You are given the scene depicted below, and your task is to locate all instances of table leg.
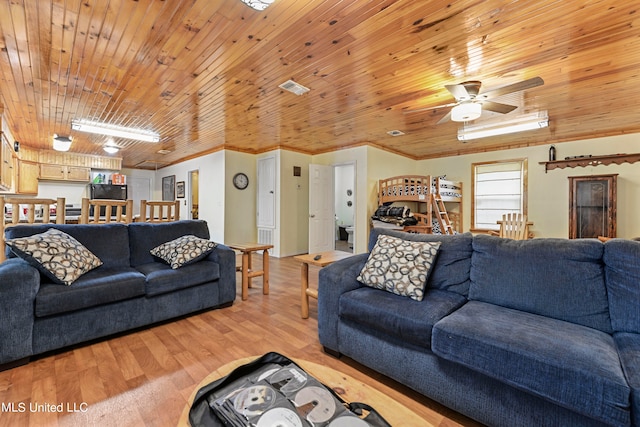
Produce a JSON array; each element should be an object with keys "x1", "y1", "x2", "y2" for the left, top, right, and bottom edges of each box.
[
  {"x1": 247, "y1": 251, "x2": 253, "y2": 288},
  {"x1": 301, "y1": 262, "x2": 310, "y2": 319},
  {"x1": 241, "y1": 251, "x2": 249, "y2": 300},
  {"x1": 262, "y1": 249, "x2": 270, "y2": 295}
]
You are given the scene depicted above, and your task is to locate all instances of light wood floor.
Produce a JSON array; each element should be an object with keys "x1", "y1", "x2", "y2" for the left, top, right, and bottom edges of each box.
[{"x1": 0, "y1": 254, "x2": 482, "y2": 427}]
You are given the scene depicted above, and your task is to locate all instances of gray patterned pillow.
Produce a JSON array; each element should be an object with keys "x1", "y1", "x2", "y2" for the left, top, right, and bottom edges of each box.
[
  {"x1": 357, "y1": 234, "x2": 440, "y2": 301},
  {"x1": 150, "y1": 235, "x2": 217, "y2": 269},
  {"x1": 6, "y1": 228, "x2": 103, "y2": 286}
]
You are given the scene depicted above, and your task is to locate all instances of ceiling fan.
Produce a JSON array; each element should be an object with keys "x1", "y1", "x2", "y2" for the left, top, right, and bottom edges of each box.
[{"x1": 406, "y1": 76, "x2": 544, "y2": 124}]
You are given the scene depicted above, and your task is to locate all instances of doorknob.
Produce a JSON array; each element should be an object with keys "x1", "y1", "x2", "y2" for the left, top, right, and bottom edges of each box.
[{"x1": 310, "y1": 214, "x2": 315, "y2": 218}]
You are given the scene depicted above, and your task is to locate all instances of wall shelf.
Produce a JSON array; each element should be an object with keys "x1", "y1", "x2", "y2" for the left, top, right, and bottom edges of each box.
[{"x1": 539, "y1": 153, "x2": 640, "y2": 173}]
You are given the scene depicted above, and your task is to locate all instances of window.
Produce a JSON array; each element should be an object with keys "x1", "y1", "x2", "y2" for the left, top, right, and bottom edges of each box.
[{"x1": 472, "y1": 159, "x2": 528, "y2": 231}]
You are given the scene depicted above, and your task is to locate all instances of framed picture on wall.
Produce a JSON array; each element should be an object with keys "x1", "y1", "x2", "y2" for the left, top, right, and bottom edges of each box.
[
  {"x1": 162, "y1": 175, "x2": 175, "y2": 201},
  {"x1": 176, "y1": 181, "x2": 185, "y2": 198}
]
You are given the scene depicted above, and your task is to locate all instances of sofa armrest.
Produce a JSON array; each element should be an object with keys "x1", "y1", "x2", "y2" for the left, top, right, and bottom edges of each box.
[
  {"x1": 0, "y1": 258, "x2": 40, "y2": 365},
  {"x1": 317, "y1": 253, "x2": 369, "y2": 352},
  {"x1": 615, "y1": 332, "x2": 640, "y2": 426},
  {"x1": 205, "y1": 244, "x2": 237, "y2": 304}
]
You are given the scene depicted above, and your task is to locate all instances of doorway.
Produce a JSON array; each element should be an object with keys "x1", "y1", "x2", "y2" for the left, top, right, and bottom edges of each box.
[
  {"x1": 334, "y1": 163, "x2": 355, "y2": 253},
  {"x1": 189, "y1": 170, "x2": 199, "y2": 219}
]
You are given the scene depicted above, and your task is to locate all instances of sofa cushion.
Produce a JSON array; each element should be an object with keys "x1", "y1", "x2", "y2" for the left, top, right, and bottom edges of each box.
[
  {"x1": 35, "y1": 267, "x2": 146, "y2": 317},
  {"x1": 136, "y1": 260, "x2": 220, "y2": 296},
  {"x1": 469, "y1": 235, "x2": 612, "y2": 333},
  {"x1": 5, "y1": 223, "x2": 131, "y2": 269},
  {"x1": 150, "y1": 234, "x2": 217, "y2": 269},
  {"x1": 357, "y1": 234, "x2": 440, "y2": 301},
  {"x1": 128, "y1": 220, "x2": 211, "y2": 267},
  {"x1": 432, "y1": 301, "x2": 630, "y2": 426},
  {"x1": 339, "y1": 287, "x2": 466, "y2": 350},
  {"x1": 6, "y1": 228, "x2": 103, "y2": 285},
  {"x1": 604, "y1": 239, "x2": 640, "y2": 333},
  {"x1": 369, "y1": 229, "x2": 473, "y2": 296}
]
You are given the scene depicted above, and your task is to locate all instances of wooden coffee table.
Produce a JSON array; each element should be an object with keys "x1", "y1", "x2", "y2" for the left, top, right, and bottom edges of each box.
[
  {"x1": 294, "y1": 250, "x2": 353, "y2": 318},
  {"x1": 178, "y1": 356, "x2": 427, "y2": 426}
]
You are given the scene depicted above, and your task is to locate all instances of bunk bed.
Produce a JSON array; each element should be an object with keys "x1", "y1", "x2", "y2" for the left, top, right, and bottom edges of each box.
[{"x1": 373, "y1": 175, "x2": 462, "y2": 234}]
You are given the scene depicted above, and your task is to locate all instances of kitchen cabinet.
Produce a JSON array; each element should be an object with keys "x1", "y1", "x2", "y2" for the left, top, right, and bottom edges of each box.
[
  {"x1": 39, "y1": 164, "x2": 90, "y2": 182},
  {"x1": 0, "y1": 133, "x2": 15, "y2": 191},
  {"x1": 568, "y1": 174, "x2": 617, "y2": 239},
  {"x1": 17, "y1": 160, "x2": 39, "y2": 194}
]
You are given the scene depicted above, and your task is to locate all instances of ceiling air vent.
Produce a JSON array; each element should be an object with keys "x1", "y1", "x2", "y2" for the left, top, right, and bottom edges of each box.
[
  {"x1": 135, "y1": 160, "x2": 168, "y2": 169},
  {"x1": 279, "y1": 80, "x2": 310, "y2": 95}
]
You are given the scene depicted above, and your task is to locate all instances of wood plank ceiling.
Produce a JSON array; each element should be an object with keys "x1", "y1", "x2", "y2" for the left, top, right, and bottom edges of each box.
[{"x1": 0, "y1": 0, "x2": 639, "y2": 169}]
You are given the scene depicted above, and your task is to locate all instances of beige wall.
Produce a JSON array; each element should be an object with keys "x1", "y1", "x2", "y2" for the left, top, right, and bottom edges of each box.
[
  {"x1": 34, "y1": 132, "x2": 640, "y2": 251},
  {"x1": 279, "y1": 150, "x2": 312, "y2": 257},
  {"x1": 417, "y1": 133, "x2": 640, "y2": 238},
  {"x1": 224, "y1": 150, "x2": 257, "y2": 244}
]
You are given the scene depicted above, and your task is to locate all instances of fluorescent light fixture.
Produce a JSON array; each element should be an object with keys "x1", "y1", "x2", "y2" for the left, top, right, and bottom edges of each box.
[
  {"x1": 451, "y1": 103, "x2": 482, "y2": 122},
  {"x1": 53, "y1": 134, "x2": 72, "y2": 152},
  {"x1": 72, "y1": 119, "x2": 160, "y2": 142},
  {"x1": 241, "y1": 0, "x2": 275, "y2": 11},
  {"x1": 457, "y1": 111, "x2": 549, "y2": 141}
]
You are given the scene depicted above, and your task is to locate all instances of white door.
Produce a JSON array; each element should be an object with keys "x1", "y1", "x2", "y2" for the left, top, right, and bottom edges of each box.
[
  {"x1": 257, "y1": 156, "x2": 276, "y2": 228},
  {"x1": 309, "y1": 164, "x2": 334, "y2": 253}
]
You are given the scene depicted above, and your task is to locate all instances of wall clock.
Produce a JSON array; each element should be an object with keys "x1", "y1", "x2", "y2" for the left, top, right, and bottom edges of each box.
[{"x1": 233, "y1": 172, "x2": 249, "y2": 190}]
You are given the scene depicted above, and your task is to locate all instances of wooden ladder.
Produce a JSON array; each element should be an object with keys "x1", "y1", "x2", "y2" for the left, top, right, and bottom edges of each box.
[{"x1": 430, "y1": 193, "x2": 454, "y2": 235}]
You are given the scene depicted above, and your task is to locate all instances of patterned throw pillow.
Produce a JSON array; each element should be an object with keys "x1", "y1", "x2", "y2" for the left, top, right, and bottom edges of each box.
[
  {"x1": 357, "y1": 234, "x2": 441, "y2": 301},
  {"x1": 6, "y1": 228, "x2": 103, "y2": 286},
  {"x1": 150, "y1": 235, "x2": 217, "y2": 269}
]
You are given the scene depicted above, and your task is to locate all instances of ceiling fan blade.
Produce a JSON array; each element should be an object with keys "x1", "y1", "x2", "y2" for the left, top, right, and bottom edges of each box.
[
  {"x1": 436, "y1": 111, "x2": 452, "y2": 124},
  {"x1": 404, "y1": 102, "x2": 457, "y2": 113},
  {"x1": 445, "y1": 84, "x2": 471, "y2": 101},
  {"x1": 482, "y1": 101, "x2": 518, "y2": 114},
  {"x1": 479, "y1": 76, "x2": 544, "y2": 100}
]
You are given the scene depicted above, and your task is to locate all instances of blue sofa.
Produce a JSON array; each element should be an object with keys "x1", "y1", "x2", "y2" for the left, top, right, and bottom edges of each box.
[
  {"x1": 318, "y1": 228, "x2": 640, "y2": 427},
  {"x1": 0, "y1": 220, "x2": 236, "y2": 370}
]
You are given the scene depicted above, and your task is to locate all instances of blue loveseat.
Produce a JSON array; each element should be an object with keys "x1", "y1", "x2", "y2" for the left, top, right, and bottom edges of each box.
[
  {"x1": 318, "y1": 228, "x2": 640, "y2": 427},
  {"x1": 0, "y1": 220, "x2": 236, "y2": 370}
]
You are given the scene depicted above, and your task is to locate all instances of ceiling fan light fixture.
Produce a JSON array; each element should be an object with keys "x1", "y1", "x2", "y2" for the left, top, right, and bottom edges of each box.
[
  {"x1": 451, "y1": 103, "x2": 482, "y2": 122},
  {"x1": 458, "y1": 111, "x2": 549, "y2": 141},
  {"x1": 240, "y1": 0, "x2": 275, "y2": 11},
  {"x1": 72, "y1": 119, "x2": 160, "y2": 142},
  {"x1": 103, "y1": 145, "x2": 120, "y2": 154},
  {"x1": 52, "y1": 134, "x2": 73, "y2": 152}
]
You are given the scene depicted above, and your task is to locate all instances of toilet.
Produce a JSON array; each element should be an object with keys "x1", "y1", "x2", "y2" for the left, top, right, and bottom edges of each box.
[{"x1": 345, "y1": 226, "x2": 354, "y2": 248}]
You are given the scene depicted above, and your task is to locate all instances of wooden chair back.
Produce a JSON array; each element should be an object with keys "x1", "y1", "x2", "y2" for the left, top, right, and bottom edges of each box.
[
  {"x1": 497, "y1": 213, "x2": 530, "y2": 240},
  {"x1": 1, "y1": 196, "x2": 66, "y2": 262},
  {"x1": 139, "y1": 200, "x2": 180, "y2": 222},
  {"x1": 80, "y1": 198, "x2": 133, "y2": 224}
]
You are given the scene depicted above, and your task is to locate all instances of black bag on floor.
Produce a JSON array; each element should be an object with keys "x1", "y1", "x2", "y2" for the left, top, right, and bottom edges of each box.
[{"x1": 188, "y1": 352, "x2": 392, "y2": 427}]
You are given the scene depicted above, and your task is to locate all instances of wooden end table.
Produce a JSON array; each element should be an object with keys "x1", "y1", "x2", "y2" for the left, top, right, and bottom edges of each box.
[
  {"x1": 293, "y1": 250, "x2": 353, "y2": 318},
  {"x1": 228, "y1": 243, "x2": 274, "y2": 301}
]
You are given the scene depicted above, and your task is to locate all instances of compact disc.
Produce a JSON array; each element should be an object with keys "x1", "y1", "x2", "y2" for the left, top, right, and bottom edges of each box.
[
  {"x1": 294, "y1": 386, "x2": 336, "y2": 423},
  {"x1": 256, "y1": 407, "x2": 303, "y2": 427},
  {"x1": 328, "y1": 415, "x2": 370, "y2": 427},
  {"x1": 269, "y1": 366, "x2": 307, "y2": 393},
  {"x1": 233, "y1": 385, "x2": 277, "y2": 417},
  {"x1": 258, "y1": 368, "x2": 281, "y2": 382}
]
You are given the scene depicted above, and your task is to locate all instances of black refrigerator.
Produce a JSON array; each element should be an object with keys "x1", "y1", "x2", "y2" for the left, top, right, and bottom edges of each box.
[{"x1": 89, "y1": 184, "x2": 128, "y2": 215}]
